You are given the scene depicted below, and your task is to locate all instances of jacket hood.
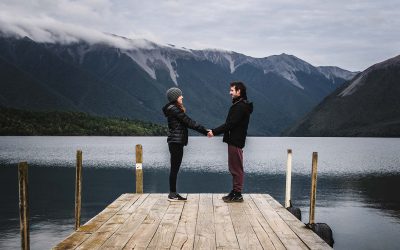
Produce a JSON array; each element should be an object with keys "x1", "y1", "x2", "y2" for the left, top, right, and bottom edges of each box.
[
  {"x1": 162, "y1": 103, "x2": 174, "y2": 117},
  {"x1": 244, "y1": 100, "x2": 254, "y2": 114},
  {"x1": 235, "y1": 99, "x2": 253, "y2": 114}
]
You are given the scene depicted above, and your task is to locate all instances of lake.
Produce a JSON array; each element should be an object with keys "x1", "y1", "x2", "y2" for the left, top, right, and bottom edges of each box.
[{"x1": 1, "y1": 136, "x2": 400, "y2": 249}]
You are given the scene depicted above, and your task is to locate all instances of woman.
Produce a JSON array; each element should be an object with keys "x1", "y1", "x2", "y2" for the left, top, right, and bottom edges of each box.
[{"x1": 162, "y1": 87, "x2": 209, "y2": 201}]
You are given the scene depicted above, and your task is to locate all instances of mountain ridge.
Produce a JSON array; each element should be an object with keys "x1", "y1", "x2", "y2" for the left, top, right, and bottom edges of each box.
[
  {"x1": 283, "y1": 55, "x2": 400, "y2": 137},
  {"x1": 0, "y1": 33, "x2": 357, "y2": 135}
]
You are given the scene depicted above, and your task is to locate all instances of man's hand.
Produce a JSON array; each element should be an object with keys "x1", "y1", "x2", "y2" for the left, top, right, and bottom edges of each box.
[{"x1": 207, "y1": 130, "x2": 214, "y2": 138}]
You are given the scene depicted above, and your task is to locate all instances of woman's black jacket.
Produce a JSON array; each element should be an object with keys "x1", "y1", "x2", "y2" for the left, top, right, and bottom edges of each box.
[{"x1": 162, "y1": 103, "x2": 208, "y2": 145}]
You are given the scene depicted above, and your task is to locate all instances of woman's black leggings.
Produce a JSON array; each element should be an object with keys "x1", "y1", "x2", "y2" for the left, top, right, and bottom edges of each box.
[{"x1": 168, "y1": 143, "x2": 184, "y2": 193}]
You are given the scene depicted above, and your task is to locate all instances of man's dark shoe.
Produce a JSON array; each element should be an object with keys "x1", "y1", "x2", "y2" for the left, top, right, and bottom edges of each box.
[
  {"x1": 224, "y1": 192, "x2": 244, "y2": 203},
  {"x1": 222, "y1": 190, "x2": 235, "y2": 202},
  {"x1": 168, "y1": 192, "x2": 187, "y2": 202}
]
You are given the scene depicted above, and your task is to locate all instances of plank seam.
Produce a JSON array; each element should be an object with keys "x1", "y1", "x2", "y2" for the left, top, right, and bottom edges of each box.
[
  {"x1": 95, "y1": 193, "x2": 150, "y2": 249},
  {"x1": 245, "y1": 194, "x2": 279, "y2": 250},
  {"x1": 72, "y1": 193, "x2": 135, "y2": 249}
]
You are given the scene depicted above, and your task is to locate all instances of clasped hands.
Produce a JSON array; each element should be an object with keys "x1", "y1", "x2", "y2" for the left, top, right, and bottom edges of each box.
[{"x1": 207, "y1": 129, "x2": 214, "y2": 138}]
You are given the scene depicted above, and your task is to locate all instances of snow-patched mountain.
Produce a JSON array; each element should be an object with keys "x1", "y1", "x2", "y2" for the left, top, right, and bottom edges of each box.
[
  {"x1": 317, "y1": 66, "x2": 359, "y2": 84},
  {"x1": 190, "y1": 50, "x2": 348, "y2": 90},
  {"x1": 0, "y1": 34, "x2": 356, "y2": 135},
  {"x1": 51, "y1": 35, "x2": 356, "y2": 89},
  {"x1": 284, "y1": 55, "x2": 400, "y2": 136}
]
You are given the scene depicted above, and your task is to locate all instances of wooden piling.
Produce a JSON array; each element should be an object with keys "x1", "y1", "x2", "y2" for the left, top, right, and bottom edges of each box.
[
  {"x1": 75, "y1": 150, "x2": 83, "y2": 230},
  {"x1": 285, "y1": 149, "x2": 293, "y2": 208},
  {"x1": 18, "y1": 162, "x2": 30, "y2": 250},
  {"x1": 309, "y1": 152, "x2": 318, "y2": 225},
  {"x1": 135, "y1": 144, "x2": 143, "y2": 193}
]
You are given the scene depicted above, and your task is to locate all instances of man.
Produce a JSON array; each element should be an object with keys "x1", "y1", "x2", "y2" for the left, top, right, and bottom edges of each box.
[{"x1": 208, "y1": 81, "x2": 253, "y2": 202}]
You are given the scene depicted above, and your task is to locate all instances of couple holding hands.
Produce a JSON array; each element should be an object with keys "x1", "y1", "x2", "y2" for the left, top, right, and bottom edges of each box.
[{"x1": 162, "y1": 81, "x2": 253, "y2": 202}]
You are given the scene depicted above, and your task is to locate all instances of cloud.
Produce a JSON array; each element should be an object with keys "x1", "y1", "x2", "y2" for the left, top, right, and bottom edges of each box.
[
  {"x1": 0, "y1": 13, "x2": 156, "y2": 49},
  {"x1": 0, "y1": 0, "x2": 399, "y2": 71}
]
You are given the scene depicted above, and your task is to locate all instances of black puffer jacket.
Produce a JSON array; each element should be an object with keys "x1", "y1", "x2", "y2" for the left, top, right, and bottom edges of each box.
[
  {"x1": 212, "y1": 98, "x2": 253, "y2": 149},
  {"x1": 162, "y1": 103, "x2": 208, "y2": 145}
]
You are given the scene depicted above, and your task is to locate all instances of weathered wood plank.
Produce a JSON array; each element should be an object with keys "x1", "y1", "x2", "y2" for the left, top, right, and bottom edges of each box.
[
  {"x1": 53, "y1": 194, "x2": 133, "y2": 249},
  {"x1": 99, "y1": 193, "x2": 158, "y2": 249},
  {"x1": 117, "y1": 193, "x2": 142, "y2": 214},
  {"x1": 135, "y1": 144, "x2": 143, "y2": 194},
  {"x1": 76, "y1": 213, "x2": 131, "y2": 250},
  {"x1": 263, "y1": 194, "x2": 332, "y2": 249},
  {"x1": 147, "y1": 198, "x2": 185, "y2": 249},
  {"x1": 52, "y1": 232, "x2": 90, "y2": 250},
  {"x1": 194, "y1": 194, "x2": 216, "y2": 250},
  {"x1": 251, "y1": 194, "x2": 309, "y2": 250},
  {"x1": 75, "y1": 150, "x2": 83, "y2": 230},
  {"x1": 122, "y1": 195, "x2": 170, "y2": 249},
  {"x1": 213, "y1": 194, "x2": 240, "y2": 249},
  {"x1": 170, "y1": 194, "x2": 199, "y2": 250},
  {"x1": 242, "y1": 194, "x2": 285, "y2": 250},
  {"x1": 18, "y1": 162, "x2": 29, "y2": 250},
  {"x1": 55, "y1": 194, "x2": 334, "y2": 250},
  {"x1": 77, "y1": 194, "x2": 132, "y2": 233},
  {"x1": 228, "y1": 198, "x2": 263, "y2": 249}
]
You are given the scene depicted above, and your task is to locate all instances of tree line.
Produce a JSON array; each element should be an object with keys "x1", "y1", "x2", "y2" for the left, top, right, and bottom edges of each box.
[{"x1": 0, "y1": 107, "x2": 168, "y2": 136}]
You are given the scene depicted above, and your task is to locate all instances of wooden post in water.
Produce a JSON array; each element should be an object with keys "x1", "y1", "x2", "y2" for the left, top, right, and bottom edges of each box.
[
  {"x1": 75, "y1": 150, "x2": 83, "y2": 230},
  {"x1": 309, "y1": 152, "x2": 318, "y2": 224},
  {"x1": 285, "y1": 149, "x2": 293, "y2": 208},
  {"x1": 135, "y1": 144, "x2": 143, "y2": 193},
  {"x1": 18, "y1": 162, "x2": 30, "y2": 250}
]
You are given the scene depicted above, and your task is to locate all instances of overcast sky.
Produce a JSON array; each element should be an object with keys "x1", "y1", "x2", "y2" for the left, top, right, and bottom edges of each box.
[{"x1": 0, "y1": 0, "x2": 399, "y2": 71}]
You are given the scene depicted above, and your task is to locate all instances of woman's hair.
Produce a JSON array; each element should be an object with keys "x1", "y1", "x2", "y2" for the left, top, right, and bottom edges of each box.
[
  {"x1": 230, "y1": 81, "x2": 247, "y2": 100},
  {"x1": 175, "y1": 101, "x2": 186, "y2": 113}
]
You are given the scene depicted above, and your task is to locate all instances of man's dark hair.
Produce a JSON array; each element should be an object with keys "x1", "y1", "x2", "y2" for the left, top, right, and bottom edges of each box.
[{"x1": 230, "y1": 81, "x2": 247, "y2": 100}]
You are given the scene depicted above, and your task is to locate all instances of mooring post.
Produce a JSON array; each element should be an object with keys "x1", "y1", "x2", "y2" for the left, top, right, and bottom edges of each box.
[
  {"x1": 18, "y1": 162, "x2": 30, "y2": 250},
  {"x1": 309, "y1": 152, "x2": 318, "y2": 225},
  {"x1": 285, "y1": 149, "x2": 293, "y2": 208},
  {"x1": 136, "y1": 144, "x2": 143, "y2": 193},
  {"x1": 75, "y1": 150, "x2": 83, "y2": 230}
]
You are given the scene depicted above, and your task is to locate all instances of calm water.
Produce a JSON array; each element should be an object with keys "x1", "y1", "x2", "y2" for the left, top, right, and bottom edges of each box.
[{"x1": 1, "y1": 136, "x2": 400, "y2": 249}]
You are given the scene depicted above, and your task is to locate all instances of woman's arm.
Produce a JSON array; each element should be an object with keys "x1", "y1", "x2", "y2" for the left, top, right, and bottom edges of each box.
[{"x1": 170, "y1": 106, "x2": 208, "y2": 135}]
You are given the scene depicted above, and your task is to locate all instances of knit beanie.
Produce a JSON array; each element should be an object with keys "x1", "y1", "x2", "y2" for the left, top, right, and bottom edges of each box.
[{"x1": 166, "y1": 87, "x2": 182, "y2": 102}]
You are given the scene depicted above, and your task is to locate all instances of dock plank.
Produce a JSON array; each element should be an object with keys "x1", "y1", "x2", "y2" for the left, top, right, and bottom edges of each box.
[
  {"x1": 228, "y1": 197, "x2": 263, "y2": 249},
  {"x1": 99, "y1": 193, "x2": 158, "y2": 249},
  {"x1": 250, "y1": 194, "x2": 309, "y2": 249},
  {"x1": 54, "y1": 193, "x2": 333, "y2": 250},
  {"x1": 122, "y1": 195, "x2": 170, "y2": 249},
  {"x1": 242, "y1": 194, "x2": 285, "y2": 250},
  {"x1": 78, "y1": 194, "x2": 133, "y2": 233},
  {"x1": 53, "y1": 232, "x2": 90, "y2": 250},
  {"x1": 52, "y1": 194, "x2": 134, "y2": 249},
  {"x1": 213, "y1": 194, "x2": 240, "y2": 249},
  {"x1": 147, "y1": 198, "x2": 185, "y2": 249},
  {"x1": 76, "y1": 213, "x2": 131, "y2": 250},
  {"x1": 263, "y1": 194, "x2": 333, "y2": 249},
  {"x1": 170, "y1": 194, "x2": 199, "y2": 250},
  {"x1": 194, "y1": 194, "x2": 216, "y2": 250}
]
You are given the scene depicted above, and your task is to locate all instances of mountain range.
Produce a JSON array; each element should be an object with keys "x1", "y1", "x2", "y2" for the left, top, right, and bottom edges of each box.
[
  {"x1": 283, "y1": 55, "x2": 400, "y2": 137},
  {"x1": 0, "y1": 33, "x2": 357, "y2": 135}
]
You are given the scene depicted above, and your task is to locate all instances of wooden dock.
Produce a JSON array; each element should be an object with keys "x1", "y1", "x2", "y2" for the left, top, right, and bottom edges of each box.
[{"x1": 53, "y1": 193, "x2": 332, "y2": 249}]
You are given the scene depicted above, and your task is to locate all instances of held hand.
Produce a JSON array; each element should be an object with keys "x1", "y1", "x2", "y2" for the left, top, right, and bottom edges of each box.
[{"x1": 207, "y1": 130, "x2": 214, "y2": 138}]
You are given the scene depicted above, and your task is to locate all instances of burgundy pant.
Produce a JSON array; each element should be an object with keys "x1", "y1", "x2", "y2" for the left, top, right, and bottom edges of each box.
[{"x1": 228, "y1": 144, "x2": 244, "y2": 192}]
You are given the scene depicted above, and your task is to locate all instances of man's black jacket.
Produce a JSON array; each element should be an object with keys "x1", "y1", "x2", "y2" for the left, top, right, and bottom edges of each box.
[
  {"x1": 212, "y1": 98, "x2": 253, "y2": 148},
  {"x1": 162, "y1": 103, "x2": 208, "y2": 145}
]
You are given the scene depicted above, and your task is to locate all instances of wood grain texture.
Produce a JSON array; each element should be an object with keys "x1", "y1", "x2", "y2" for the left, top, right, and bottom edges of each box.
[
  {"x1": 54, "y1": 193, "x2": 332, "y2": 250},
  {"x1": 18, "y1": 162, "x2": 29, "y2": 250}
]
